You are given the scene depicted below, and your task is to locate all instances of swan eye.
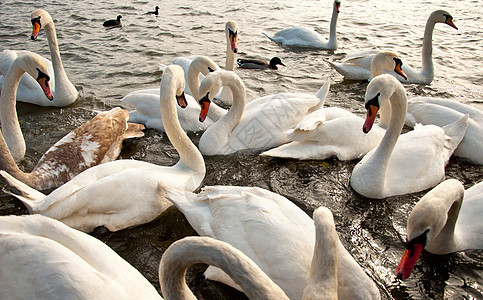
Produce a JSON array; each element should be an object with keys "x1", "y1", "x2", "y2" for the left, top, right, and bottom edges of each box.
[
  {"x1": 36, "y1": 67, "x2": 50, "y2": 83},
  {"x1": 208, "y1": 67, "x2": 215, "y2": 73},
  {"x1": 31, "y1": 16, "x2": 41, "y2": 27},
  {"x1": 406, "y1": 228, "x2": 429, "y2": 249},
  {"x1": 365, "y1": 93, "x2": 380, "y2": 110}
]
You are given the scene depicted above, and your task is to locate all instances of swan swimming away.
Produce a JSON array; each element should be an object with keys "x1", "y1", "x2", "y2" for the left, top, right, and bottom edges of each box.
[
  {"x1": 326, "y1": 10, "x2": 458, "y2": 83},
  {"x1": 197, "y1": 70, "x2": 327, "y2": 155},
  {"x1": 395, "y1": 179, "x2": 483, "y2": 280},
  {"x1": 165, "y1": 186, "x2": 381, "y2": 299},
  {"x1": 0, "y1": 53, "x2": 144, "y2": 191},
  {"x1": 262, "y1": 51, "x2": 407, "y2": 161},
  {"x1": 0, "y1": 9, "x2": 78, "y2": 106},
  {"x1": 122, "y1": 56, "x2": 227, "y2": 132},
  {"x1": 263, "y1": 0, "x2": 340, "y2": 49},
  {"x1": 405, "y1": 97, "x2": 483, "y2": 165},
  {"x1": 237, "y1": 56, "x2": 285, "y2": 70},
  {"x1": 350, "y1": 74, "x2": 468, "y2": 199},
  {"x1": 0, "y1": 65, "x2": 205, "y2": 233}
]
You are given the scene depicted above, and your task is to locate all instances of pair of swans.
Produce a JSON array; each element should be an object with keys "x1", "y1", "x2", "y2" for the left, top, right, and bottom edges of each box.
[
  {"x1": 164, "y1": 186, "x2": 381, "y2": 299},
  {"x1": 263, "y1": 0, "x2": 340, "y2": 50},
  {"x1": 0, "y1": 53, "x2": 144, "y2": 190},
  {"x1": 350, "y1": 74, "x2": 468, "y2": 199},
  {"x1": 0, "y1": 9, "x2": 78, "y2": 106},
  {"x1": 197, "y1": 70, "x2": 327, "y2": 155},
  {"x1": 395, "y1": 179, "x2": 483, "y2": 280},
  {"x1": 1, "y1": 65, "x2": 205, "y2": 232},
  {"x1": 327, "y1": 10, "x2": 458, "y2": 83},
  {"x1": 262, "y1": 51, "x2": 407, "y2": 161},
  {"x1": 123, "y1": 56, "x2": 227, "y2": 132},
  {"x1": 405, "y1": 98, "x2": 483, "y2": 165}
]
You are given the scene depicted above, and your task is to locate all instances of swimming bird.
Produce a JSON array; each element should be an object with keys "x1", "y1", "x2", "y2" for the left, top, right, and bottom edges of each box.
[
  {"x1": 103, "y1": 15, "x2": 122, "y2": 27},
  {"x1": 164, "y1": 186, "x2": 381, "y2": 299},
  {"x1": 350, "y1": 74, "x2": 468, "y2": 199},
  {"x1": 237, "y1": 57, "x2": 286, "y2": 70},
  {"x1": 0, "y1": 53, "x2": 144, "y2": 191},
  {"x1": 326, "y1": 10, "x2": 458, "y2": 83},
  {"x1": 261, "y1": 51, "x2": 407, "y2": 161},
  {"x1": 0, "y1": 65, "x2": 205, "y2": 233},
  {"x1": 263, "y1": 0, "x2": 341, "y2": 49},
  {"x1": 0, "y1": 9, "x2": 78, "y2": 106},
  {"x1": 197, "y1": 70, "x2": 327, "y2": 155},
  {"x1": 122, "y1": 56, "x2": 227, "y2": 132},
  {"x1": 395, "y1": 179, "x2": 483, "y2": 280},
  {"x1": 147, "y1": 6, "x2": 159, "y2": 15}
]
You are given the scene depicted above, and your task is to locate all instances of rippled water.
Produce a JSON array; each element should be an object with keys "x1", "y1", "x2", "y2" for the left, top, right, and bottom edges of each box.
[{"x1": 1, "y1": 0, "x2": 482, "y2": 299}]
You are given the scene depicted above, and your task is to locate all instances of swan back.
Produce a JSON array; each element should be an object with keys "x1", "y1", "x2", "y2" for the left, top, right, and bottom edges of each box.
[{"x1": 159, "y1": 236, "x2": 289, "y2": 300}]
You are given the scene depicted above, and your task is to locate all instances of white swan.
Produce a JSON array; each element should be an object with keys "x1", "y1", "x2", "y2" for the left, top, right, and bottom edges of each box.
[
  {"x1": 0, "y1": 53, "x2": 144, "y2": 190},
  {"x1": 164, "y1": 186, "x2": 381, "y2": 299},
  {"x1": 395, "y1": 179, "x2": 483, "y2": 280},
  {"x1": 197, "y1": 70, "x2": 326, "y2": 155},
  {"x1": 261, "y1": 52, "x2": 407, "y2": 160},
  {"x1": 263, "y1": 0, "x2": 340, "y2": 49},
  {"x1": 326, "y1": 10, "x2": 458, "y2": 83},
  {"x1": 0, "y1": 65, "x2": 205, "y2": 233},
  {"x1": 0, "y1": 214, "x2": 162, "y2": 299},
  {"x1": 405, "y1": 98, "x2": 483, "y2": 165},
  {"x1": 122, "y1": 56, "x2": 227, "y2": 132},
  {"x1": 160, "y1": 236, "x2": 290, "y2": 300},
  {"x1": 156, "y1": 21, "x2": 238, "y2": 105},
  {"x1": 350, "y1": 74, "x2": 469, "y2": 199},
  {"x1": 0, "y1": 9, "x2": 78, "y2": 106}
]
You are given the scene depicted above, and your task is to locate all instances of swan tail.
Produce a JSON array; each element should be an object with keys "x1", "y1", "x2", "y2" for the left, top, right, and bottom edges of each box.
[
  {"x1": 441, "y1": 114, "x2": 469, "y2": 162},
  {"x1": 0, "y1": 170, "x2": 47, "y2": 212},
  {"x1": 314, "y1": 81, "x2": 330, "y2": 107},
  {"x1": 262, "y1": 32, "x2": 275, "y2": 42}
]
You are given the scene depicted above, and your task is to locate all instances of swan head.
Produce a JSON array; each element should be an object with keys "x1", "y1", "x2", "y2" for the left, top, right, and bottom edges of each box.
[
  {"x1": 225, "y1": 21, "x2": 239, "y2": 53},
  {"x1": 431, "y1": 10, "x2": 458, "y2": 30},
  {"x1": 30, "y1": 9, "x2": 53, "y2": 40},
  {"x1": 334, "y1": 0, "x2": 341, "y2": 13},
  {"x1": 189, "y1": 56, "x2": 219, "y2": 76},
  {"x1": 198, "y1": 71, "x2": 223, "y2": 122},
  {"x1": 162, "y1": 65, "x2": 187, "y2": 108},
  {"x1": 363, "y1": 74, "x2": 400, "y2": 133},
  {"x1": 395, "y1": 179, "x2": 464, "y2": 280},
  {"x1": 371, "y1": 51, "x2": 407, "y2": 80},
  {"x1": 16, "y1": 53, "x2": 54, "y2": 101}
]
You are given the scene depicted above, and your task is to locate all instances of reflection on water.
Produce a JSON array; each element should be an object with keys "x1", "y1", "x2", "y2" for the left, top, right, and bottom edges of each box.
[{"x1": 1, "y1": 0, "x2": 482, "y2": 299}]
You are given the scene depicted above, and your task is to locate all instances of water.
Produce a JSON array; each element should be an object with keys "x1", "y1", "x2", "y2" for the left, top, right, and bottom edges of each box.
[{"x1": 1, "y1": 0, "x2": 482, "y2": 298}]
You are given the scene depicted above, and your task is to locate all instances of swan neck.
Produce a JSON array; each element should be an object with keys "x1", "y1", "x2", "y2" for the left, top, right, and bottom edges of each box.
[
  {"x1": 187, "y1": 68, "x2": 200, "y2": 100},
  {"x1": 45, "y1": 23, "x2": 68, "y2": 84},
  {"x1": 328, "y1": 6, "x2": 339, "y2": 48},
  {"x1": 0, "y1": 129, "x2": 28, "y2": 182},
  {"x1": 371, "y1": 86, "x2": 407, "y2": 185},
  {"x1": 0, "y1": 62, "x2": 26, "y2": 161},
  {"x1": 303, "y1": 216, "x2": 338, "y2": 299},
  {"x1": 159, "y1": 238, "x2": 289, "y2": 300},
  {"x1": 420, "y1": 17, "x2": 436, "y2": 79},
  {"x1": 160, "y1": 78, "x2": 205, "y2": 176},
  {"x1": 225, "y1": 42, "x2": 235, "y2": 71},
  {"x1": 377, "y1": 102, "x2": 391, "y2": 128}
]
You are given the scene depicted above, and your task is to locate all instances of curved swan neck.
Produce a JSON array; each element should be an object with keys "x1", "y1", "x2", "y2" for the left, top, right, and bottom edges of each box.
[
  {"x1": 159, "y1": 237, "x2": 289, "y2": 300},
  {"x1": 203, "y1": 73, "x2": 245, "y2": 143},
  {"x1": 0, "y1": 130, "x2": 28, "y2": 181},
  {"x1": 303, "y1": 208, "x2": 338, "y2": 299},
  {"x1": 0, "y1": 61, "x2": 26, "y2": 161},
  {"x1": 370, "y1": 82, "x2": 408, "y2": 189},
  {"x1": 420, "y1": 15, "x2": 436, "y2": 81},
  {"x1": 327, "y1": 2, "x2": 339, "y2": 49},
  {"x1": 415, "y1": 180, "x2": 465, "y2": 254},
  {"x1": 160, "y1": 72, "x2": 204, "y2": 173}
]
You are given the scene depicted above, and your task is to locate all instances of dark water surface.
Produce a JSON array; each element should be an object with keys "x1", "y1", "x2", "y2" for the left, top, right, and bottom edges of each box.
[{"x1": 1, "y1": 0, "x2": 482, "y2": 299}]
